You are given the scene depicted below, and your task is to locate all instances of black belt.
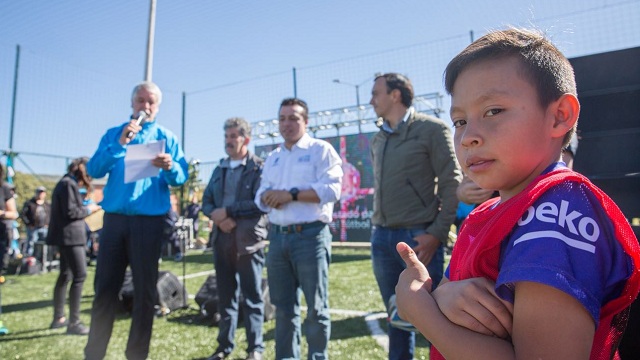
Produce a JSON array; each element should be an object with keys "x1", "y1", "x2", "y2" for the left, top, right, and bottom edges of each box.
[
  {"x1": 272, "y1": 221, "x2": 325, "y2": 234},
  {"x1": 378, "y1": 222, "x2": 431, "y2": 230}
]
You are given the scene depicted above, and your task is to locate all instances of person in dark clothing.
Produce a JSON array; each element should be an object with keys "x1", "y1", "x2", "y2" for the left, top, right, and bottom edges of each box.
[
  {"x1": 203, "y1": 117, "x2": 267, "y2": 360},
  {"x1": 163, "y1": 208, "x2": 181, "y2": 260},
  {"x1": 185, "y1": 194, "x2": 201, "y2": 235},
  {"x1": 21, "y1": 186, "x2": 51, "y2": 256},
  {"x1": 0, "y1": 163, "x2": 19, "y2": 336},
  {"x1": 0, "y1": 165, "x2": 19, "y2": 281},
  {"x1": 47, "y1": 157, "x2": 101, "y2": 335}
]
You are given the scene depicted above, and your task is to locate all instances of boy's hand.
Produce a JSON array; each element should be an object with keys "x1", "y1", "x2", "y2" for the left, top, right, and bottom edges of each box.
[
  {"x1": 395, "y1": 242, "x2": 433, "y2": 322},
  {"x1": 432, "y1": 277, "x2": 513, "y2": 339}
]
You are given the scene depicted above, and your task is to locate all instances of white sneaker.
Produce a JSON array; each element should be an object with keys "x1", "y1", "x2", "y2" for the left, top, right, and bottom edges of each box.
[{"x1": 387, "y1": 295, "x2": 418, "y2": 332}]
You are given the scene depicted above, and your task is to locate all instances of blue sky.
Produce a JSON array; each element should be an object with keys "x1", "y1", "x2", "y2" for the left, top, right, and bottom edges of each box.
[{"x1": 1, "y1": 0, "x2": 639, "y2": 177}]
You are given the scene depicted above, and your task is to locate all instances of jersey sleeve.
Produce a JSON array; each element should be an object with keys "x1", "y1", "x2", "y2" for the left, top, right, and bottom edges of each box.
[{"x1": 495, "y1": 181, "x2": 633, "y2": 325}]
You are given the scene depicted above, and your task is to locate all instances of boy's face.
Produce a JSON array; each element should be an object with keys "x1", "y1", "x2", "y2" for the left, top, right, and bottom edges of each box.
[{"x1": 450, "y1": 56, "x2": 560, "y2": 201}]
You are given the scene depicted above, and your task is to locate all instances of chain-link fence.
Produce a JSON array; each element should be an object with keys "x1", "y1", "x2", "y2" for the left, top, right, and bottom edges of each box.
[{"x1": 2, "y1": 1, "x2": 639, "y2": 179}]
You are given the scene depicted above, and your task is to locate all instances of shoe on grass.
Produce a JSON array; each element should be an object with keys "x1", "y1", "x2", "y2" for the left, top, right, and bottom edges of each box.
[
  {"x1": 66, "y1": 322, "x2": 90, "y2": 335},
  {"x1": 246, "y1": 350, "x2": 263, "y2": 360},
  {"x1": 206, "y1": 351, "x2": 229, "y2": 360},
  {"x1": 50, "y1": 317, "x2": 68, "y2": 329},
  {"x1": 387, "y1": 294, "x2": 418, "y2": 332},
  {"x1": 0, "y1": 321, "x2": 8, "y2": 335}
]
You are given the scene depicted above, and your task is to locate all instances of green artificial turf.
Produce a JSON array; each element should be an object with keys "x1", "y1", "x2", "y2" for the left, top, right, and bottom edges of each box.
[{"x1": 0, "y1": 247, "x2": 430, "y2": 359}]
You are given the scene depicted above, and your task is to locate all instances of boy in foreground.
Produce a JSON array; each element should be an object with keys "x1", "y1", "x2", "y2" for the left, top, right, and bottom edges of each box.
[{"x1": 395, "y1": 28, "x2": 640, "y2": 359}]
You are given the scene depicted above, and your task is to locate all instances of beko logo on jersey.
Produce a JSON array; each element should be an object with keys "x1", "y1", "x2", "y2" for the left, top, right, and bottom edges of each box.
[{"x1": 514, "y1": 200, "x2": 599, "y2": 253}]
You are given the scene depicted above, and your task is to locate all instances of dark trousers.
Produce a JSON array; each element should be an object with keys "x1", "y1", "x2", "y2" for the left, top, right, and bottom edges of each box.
[
  {"x1": 0, "y1": 234, "x2": 5, "y2": 316},
  {"x1": 0, "y1": 234, "x2": 7, "y2": 276},
  {"x1": 84, "y1": 213, "x2": 164, "y2": 360},
  {"x1": 53, "y1": 245, "x2": 87, "y2": 324},
  {"x1": 214, "y1": 233, "x2": 265, "y2": 354}
]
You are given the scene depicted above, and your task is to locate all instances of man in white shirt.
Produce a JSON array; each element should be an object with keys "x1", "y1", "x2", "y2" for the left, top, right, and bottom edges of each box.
[{"x1": 255, "y1": 98, "x2": 342, "y2": 360}]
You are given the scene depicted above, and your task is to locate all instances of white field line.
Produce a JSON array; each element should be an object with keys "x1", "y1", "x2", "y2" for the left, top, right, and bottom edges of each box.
[
  {"x1": 178, "y1": 270, "x2": 389, "y2": 352},
  {"x1": 364, "y1": 312, "x2": 390, "y2": 352},
  {"x1": 178, "y1": 269, "x2": 215, "y2": 281}
]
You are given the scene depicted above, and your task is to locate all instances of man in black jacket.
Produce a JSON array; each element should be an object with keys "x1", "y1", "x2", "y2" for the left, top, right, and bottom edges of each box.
[
  {"x1": 202, "y1": 117, "x2": 267, "y2": 360},
  {"x1": 21, "y1": 186, "x2": 51, "y2": 256}
]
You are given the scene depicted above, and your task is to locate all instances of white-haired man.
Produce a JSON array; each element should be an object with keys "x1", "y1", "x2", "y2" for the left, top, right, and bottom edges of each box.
[{"x1": 85, "y1": 81, "x2": 189, "y2": 360}]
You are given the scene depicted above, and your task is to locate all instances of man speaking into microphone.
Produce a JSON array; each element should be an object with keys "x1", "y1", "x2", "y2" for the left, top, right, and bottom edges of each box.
[
  {"x1": 127, "y1": 110, "x2": 149, "y2": 139},
  {"x1": 84, "y1": 81, "x2": 188, "y2": 360}
]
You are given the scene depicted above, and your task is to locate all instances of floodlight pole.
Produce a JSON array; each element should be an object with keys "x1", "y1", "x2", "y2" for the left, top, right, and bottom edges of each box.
[
  {"x1": 293, "y1": 67, "x2": 298, "y2": 98},
  {"x1": 333, "y1": 78, "x2": 372, "y2": 133},
  {"x1": 180, "y1": 92, "x2": 186, "y2": 215},
  {"x1": 9, "y1": 45, "x2": 19, "y2": 151},
  {"x1": 144, "y1": 0, "x2": 157, "y2": 81},
  {"x1": 5, "y1": 45, "x2": 21, "y2": 183},
  {"x1": 354, "y1": 86, "x2": 361, "y2": 133}
]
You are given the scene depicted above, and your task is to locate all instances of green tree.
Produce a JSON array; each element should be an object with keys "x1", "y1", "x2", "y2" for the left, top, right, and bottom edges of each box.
[
  {"x1": 174, "y1": 160, "x2": 204, "y2": 214},
  {"x1": 12, "y1": 172, "x2": 56, "y2": 205}
]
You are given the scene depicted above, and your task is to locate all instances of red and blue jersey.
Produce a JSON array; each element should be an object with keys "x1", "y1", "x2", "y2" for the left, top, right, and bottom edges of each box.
[
  {"x1": 496, "y1": 175, "x2": 632, "y2": 325},
  {"x1": 435, "y1": 164, "x2": 640, "y2": 360}
]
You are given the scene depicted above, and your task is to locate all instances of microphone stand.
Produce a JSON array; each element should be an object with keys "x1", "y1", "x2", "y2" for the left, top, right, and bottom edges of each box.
[
  {"x1": 175, "y1": 216, "x2": 195, "y2": 312},
  {"x1": 181, "y1": 219, "x2": 188, "y2": 309}
]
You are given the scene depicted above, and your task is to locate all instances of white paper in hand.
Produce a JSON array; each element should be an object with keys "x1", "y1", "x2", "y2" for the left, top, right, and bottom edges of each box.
[{"x1": 124, "y1": 139, "x2": 165, "y2": 183}]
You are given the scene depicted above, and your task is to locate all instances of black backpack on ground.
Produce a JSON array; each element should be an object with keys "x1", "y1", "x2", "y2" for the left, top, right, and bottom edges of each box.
[
  {"x1": 195, "y1": 274, "x2": 275, "y2": 325},
  {"x1": 118, "y1": 270, "x2": 187, "y2": 315}
]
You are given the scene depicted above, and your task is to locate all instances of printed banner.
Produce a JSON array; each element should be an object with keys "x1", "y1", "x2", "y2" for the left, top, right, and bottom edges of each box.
[{"x1": 256, "y1": 133, "x2": 376, "y2": 242}]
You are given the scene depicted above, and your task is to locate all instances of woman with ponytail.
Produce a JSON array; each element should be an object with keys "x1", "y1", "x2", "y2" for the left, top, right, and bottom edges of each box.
[{"x1": 47, "y1": 157, "x2": 101, "y2": 335}]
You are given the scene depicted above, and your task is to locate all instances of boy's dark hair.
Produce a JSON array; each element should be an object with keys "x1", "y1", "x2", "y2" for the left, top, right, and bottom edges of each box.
[
  {"x1": 279, "y1": 98, "x2": 309, "y2": 120},
  {"x1": 375, "y1": 73, "x2": 414, "y2": 108},
  {"x1": 444, "y1": 28, "x2": 577, "y2": 147}
]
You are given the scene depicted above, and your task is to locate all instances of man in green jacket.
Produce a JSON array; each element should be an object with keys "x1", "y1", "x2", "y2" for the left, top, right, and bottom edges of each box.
[{"x1": 369, "y1": 73, "x2": 461, "y2": 360}]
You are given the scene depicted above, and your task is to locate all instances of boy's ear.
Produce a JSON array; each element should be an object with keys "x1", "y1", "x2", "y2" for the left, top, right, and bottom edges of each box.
[{"x1": 550, "y1": 94, "x2": 580, "y2": 138}]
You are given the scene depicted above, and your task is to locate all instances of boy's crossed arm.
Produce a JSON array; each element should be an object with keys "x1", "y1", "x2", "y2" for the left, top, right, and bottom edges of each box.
[
  {"x1": 432, "y1": 277, "x2": 513, "y2": 339},
  {"x1": 395, "y1": 242, "x2": 515, "y2": 359},
  {"x1": 395, "y1": 242, "x2": 594, "y2": 360}
]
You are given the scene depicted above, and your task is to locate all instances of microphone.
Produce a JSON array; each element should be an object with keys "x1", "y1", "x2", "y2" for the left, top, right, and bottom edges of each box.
[{"x1": 126, "y1": 111, "x2": 149, "y2": 139}]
